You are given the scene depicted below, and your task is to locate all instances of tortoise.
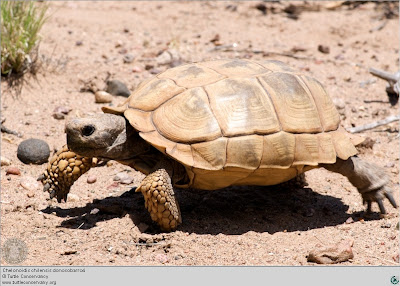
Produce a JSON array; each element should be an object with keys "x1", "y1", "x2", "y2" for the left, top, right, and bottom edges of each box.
[{"x1": 40, "y1": 59, "x2": 397, "y2": 231}]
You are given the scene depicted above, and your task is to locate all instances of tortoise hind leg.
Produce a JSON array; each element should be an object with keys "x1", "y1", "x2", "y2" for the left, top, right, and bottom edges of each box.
[
  {"x1": 137, "y1": 169, "x2": 182, "y2": 231},
  {"x1": 321, "y1": 156, "x2": 398, "y2": 215}
]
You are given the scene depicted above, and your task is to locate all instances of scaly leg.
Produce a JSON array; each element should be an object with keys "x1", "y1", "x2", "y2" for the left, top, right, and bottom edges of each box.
[
  {"x1": 137, "y1": 168, "x2": 182, "y2": 231},
  {"x1": 39, "y1": 145, "x2": 97, "y2": 202}
]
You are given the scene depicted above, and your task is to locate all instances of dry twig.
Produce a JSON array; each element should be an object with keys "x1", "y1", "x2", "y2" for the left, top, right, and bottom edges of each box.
[{"x1": 347, "y1": 114, "x2": 400, "y2": 133}]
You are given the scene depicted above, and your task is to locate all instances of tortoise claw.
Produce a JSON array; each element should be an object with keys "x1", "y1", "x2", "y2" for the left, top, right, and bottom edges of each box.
[
  {"x1": 385, "y1": 189, "x2": 398, "y2": 208},
  {"x1": 37, "y1": 174, "x2": 45, "y2": 181},
  {"x1": 377, "y1": 199, "x2": 386, "y2": 215},
  {"x1": 362, "y1": 186, "x2": 397, "y2": 215},
  {"x1": 43, "y1": 183, "x2": 50, "y2": 192}
]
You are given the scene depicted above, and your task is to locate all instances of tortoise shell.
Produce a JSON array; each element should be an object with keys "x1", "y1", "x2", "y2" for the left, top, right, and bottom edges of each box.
[{"x1": 103, "y1": 59, "x2": 357, "y2": 190}]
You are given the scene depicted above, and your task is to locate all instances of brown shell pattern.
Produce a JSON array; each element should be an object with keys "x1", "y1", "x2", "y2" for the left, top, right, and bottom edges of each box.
[{"x1": 104, "y1": 59, "x2": 357, "y2": 189}]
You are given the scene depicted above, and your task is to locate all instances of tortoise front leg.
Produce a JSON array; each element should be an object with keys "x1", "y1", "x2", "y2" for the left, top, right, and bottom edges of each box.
[
  {"x1": 322, "y1": 156, "x2": 398, "y2": 215},
  {"x1": 137, "y1": 168, "x2": 182, "y2": 231},
  {"x1": 39, "y1": 145, "x2": 97, "y2": 202}
]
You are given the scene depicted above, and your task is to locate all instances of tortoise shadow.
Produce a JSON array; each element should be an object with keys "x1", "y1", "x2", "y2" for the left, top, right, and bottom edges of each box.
[{"x1": 41, "y1": 185, "x2": 383, "y2": 235}]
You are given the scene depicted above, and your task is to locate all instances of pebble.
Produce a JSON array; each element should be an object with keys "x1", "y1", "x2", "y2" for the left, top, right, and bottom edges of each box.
[
  {"x1": 67, "y1": 193, "x2": 79, "y2": 202},
  {"x1": 381, "y1": 223, "x2": 391, "y2": 228},
  {"x1": 132, "y1": 66, "x2": 142, "y2": 73},
  {"x1": 358, "y1": 137, "x2": 375, "y2": 149},
  {"x1": 52, "y1": 112, "x2": 65, "y2": 120},
  {"x1": 307, "y1": 239, "x2": 354, "y2": 264},
  {"x1": 156, "y1": 51, "x2": 173, "y2": 65},
  {"x1": 53, "y1": 106, "x2": 72, "y2": 115},
  {"x1": 318, "y1": 44, "x2": 330, "y2": 54},
  {"x1": 123, "y1": 54, "x2": 135, "y2": 63},
  {"x1": 52, "y1": 106, "x2": 72, "y2": 119},
  {"x1": 90, "y1": 208, "x2": 100, "y2": 215},
  {"x1": 137, "y1": 222, "x2": 149, "y2": 232},
  {"x1": 113, "y1": 172, "x2": 134, "y2": 184},
  {"x1": 149, "y1": 68, "x2": 162, "y2": 75},
  {"x1": 95, "y1": 91, "x2": 113, "y2": 103},
  {"x1": 155, "y1": 253, "x2": 169, "y2": 264},
  {"x1": 255, "y1": 3, "x2": 267, "y2": 15},
  {"x1": 87, "y1": 175, "x2": 97, "y2": 184},
  {"x1": 6, "y1": 167, "x2": 21, "y2": 175},
  {"x1": 385, "y1": 162, "x2": 395, "y2": 168},
  {"x1": 1, "y1": 156, "x2": 11, "y2": 166},
  {"x1": 17, "y1": 139, "x2": 50, "y2": 164},
  {"x1": 170, "y1": 59, "x2": 184, "y2": 68},
  {"x1": 145, "y1": 64, "x2": 154, "y2": 70},
  {"x1": 20, "y1": 176, "x2": 41, "y2": 191},
  {"x1": 332, "y1": 98, "x2": 346, "y2": 115},
  {"x1": 106, "y1": 79, "x2": 131, "y2": 97},
  {"x1": 174, "y1": 254, "x2": 184, "y2": 260},
  {"x1": 27, "y1": 192, "x2": 35, "y2": 198},
  {"x1": 345, "y1": 217, "x2": 354, "y2": 224}
]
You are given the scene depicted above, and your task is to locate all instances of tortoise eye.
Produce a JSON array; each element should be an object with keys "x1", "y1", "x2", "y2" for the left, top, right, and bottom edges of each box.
[{"x1": 82, "y1": 125, "x2": 95, "y2": 136}]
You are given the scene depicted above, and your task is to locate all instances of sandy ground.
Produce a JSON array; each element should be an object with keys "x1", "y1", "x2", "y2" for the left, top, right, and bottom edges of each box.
[{"x1": 1, "y1": 1, "x2": 399, "y2": 266}]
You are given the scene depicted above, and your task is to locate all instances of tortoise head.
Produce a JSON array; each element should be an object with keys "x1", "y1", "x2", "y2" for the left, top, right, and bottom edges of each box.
[{"x1": 65, "y1": 113, "x2": 131, "y2": 160}]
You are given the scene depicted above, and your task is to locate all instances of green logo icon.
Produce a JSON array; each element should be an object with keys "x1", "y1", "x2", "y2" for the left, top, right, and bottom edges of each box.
[{"x1": 391, "y1": 276, "x2": 399, "y2": 285}]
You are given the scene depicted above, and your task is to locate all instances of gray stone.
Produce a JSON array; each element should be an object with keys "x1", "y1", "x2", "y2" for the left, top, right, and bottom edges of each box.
[
  {"x1": 17, "y1": 139, "x2": 50, "y2": 164},
  {"x1": 106, "y1": 80, "x2": 131, "y2": 97}
]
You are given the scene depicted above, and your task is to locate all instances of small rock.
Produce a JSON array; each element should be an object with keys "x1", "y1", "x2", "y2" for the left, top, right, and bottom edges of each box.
[
  {"x1": 20, "y1": 176, "x2": 41, "y2": 191},
  {"x1": 174, "y1": 254, "x2": 184, "y2": 260},
  {"x1": 113, "y1": 172, "x2": 134, "y2": 184},
  {"x1": 255, "y1": 3, "x2": 267, "y2": 15},
  {"x1": 52, "y1": 112, "x2": 65, "y2": 120},
  {"x1": 27, "y1": 191, "x2": 35, "y2": 198},
  {"x1": 396, "y1": 222, "x2": 399, "y2": 230},
  {"x1": 393, "y1": 253, "x2": 399, "y2": 263},
  {"x1": 145, "y1": 64, "x2": 154, "y2": 70},
  {"x1": 307, "y1": 239, "x2": 354, "y2": 264},
  {"x1": 67, "y1": 193, "x2": 79, "y2": 202},
  {"x1": 318, "y1": 45, "x2": 330, "y2": 54},
  {"x1": 107, "y1": 182, "x2": 119, "y2": 189},
  {"x1": 95, "y1": 91, "x2": 113, "y2": 103},
  {"x1": 381, "y1": 223, "x2": 391, "y2": 228},
  {"x1": 17, "y1": 139, "x2": 50, "y2": 164},
  {"x1": 210, "y1": 34, "x2": 221, "y2": 46},
  {"x1": 123, "y1": 54, "x2": 135, "y2": 63},
  {"x1": 155, "y1": 253, "x2": 169, "y2": 264},
  {"x1": 118, "y1": 48, "x2": 128, "y2": 55},
  {"x1": 358, "y1": 137, "x2": 376, "y2": 149},
  {"x1": 132, "y1": 66, "x2": 142, "y2": 73},
  {"x1": 1, "y1": 156, "x2": 11, "y2": 166},
  {"x1": 149, "y1": 68, "x2": 162, "y2": 75},
  {"x1": 225, "y1": 4, "x2": 237, "y2": 11},
  {"x1": 137, "y1": 222, "x2": 149, "y2": 232},
  {"x1": 115, "y1": 40, "x2": 123, "y2": 48},
  {"x1": 90, "y1": 208, "x2": 100, "y2": 215},
  {"x1": 53, "y1": 106, "x2": 72, "y2": 115},
  {"x1": 6, "y1": 167, "x2": 21, "y2": 176},
  {"x1": 332, "y1": 98, "x2": 345, "y2": 113},
  {"x1": 87, "y1": 175, "x2": 97, "y2": 184},
  {"x1": 385, "y1": 162, "x2": 395, "y2": 168},
  {"x1": 76, "y1": 41, "x2": 83, "y2": 46},
  {"x1": 345, "y1": 217, "x2": 354, "y2": 224},
  {"x1": 106, "y1": 80, "x2": 131, "y2": 97},
  {"x1": 156, "y1": 51, "x2": 172, "y2": 65}
]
